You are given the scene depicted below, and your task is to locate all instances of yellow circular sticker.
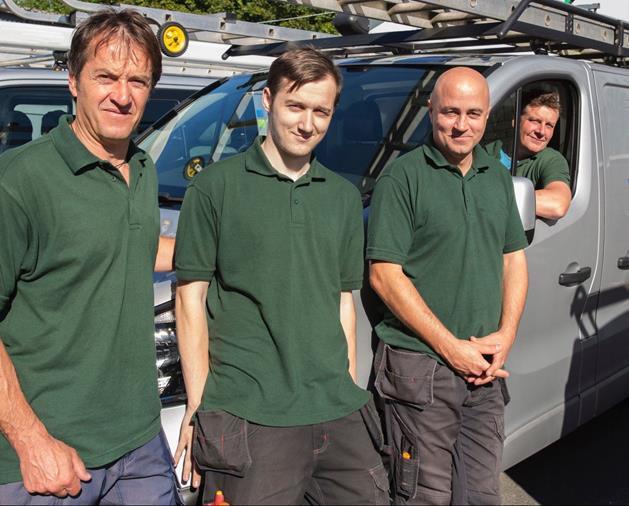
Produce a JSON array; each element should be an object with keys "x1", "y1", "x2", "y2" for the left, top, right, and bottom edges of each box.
[{"x1": 184, "y1": 157, "x2": 205, "y2": 180}]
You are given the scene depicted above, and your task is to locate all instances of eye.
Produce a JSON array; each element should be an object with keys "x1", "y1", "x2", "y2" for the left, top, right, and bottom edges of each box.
[
  {"x1": 96, "y1": 74, "x2": 114, "y2": 84},
  {"x1": 315, "y1": 109, "x2": 330, "y2": 117},
  {"x1": 130, "y1": 79, "x2": 149, "y2": 89},
  {"x1": 288, "y1": 104, "x2": 302, "y2": 111}
]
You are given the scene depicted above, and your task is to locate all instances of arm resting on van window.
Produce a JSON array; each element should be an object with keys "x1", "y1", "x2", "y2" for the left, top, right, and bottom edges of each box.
[
  {"x1": 340, "y1": 291, "x2": 358, "y2": 382},
  {"x1": 471, "y1": 249, "x2": 528, "y2": 383},
  {"x1": 0, "y1": 340, "x2": 90, "y2": 496},
  {"x1": 173, "y1": 280, "x2": 209, "y2": 490},
  {"x1": 154, "y1": 236, "x2": 175, "y2": 272},
  {"x1": 535, "y1": 181, "x2": 571, "y2": 220},
  {"x1": 369, "y1": 261, "x2": 509, "y2": 382}
]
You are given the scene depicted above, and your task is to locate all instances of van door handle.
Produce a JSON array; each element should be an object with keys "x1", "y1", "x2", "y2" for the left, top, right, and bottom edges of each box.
[
  {"x1": 559, "y1": 267, "x2": 592, "y2": 287},
  {"x1": 618, "y1": 257, "x2": 629, "y2": 270}
]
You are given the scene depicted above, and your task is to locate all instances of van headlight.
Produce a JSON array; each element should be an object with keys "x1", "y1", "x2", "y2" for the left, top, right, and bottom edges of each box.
[{"x1": 154, "y1": 300, "x2": 186, "y2": 405}]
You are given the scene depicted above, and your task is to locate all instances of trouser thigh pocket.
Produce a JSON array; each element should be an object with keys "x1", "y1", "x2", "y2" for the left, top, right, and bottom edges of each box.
[
  {"x1": 391, "y1": 410, "x2": 420, "y2": 501},
  {"x1": 375, "y1": 344, "x2": 437, "y2": 408},
  {"x1": 193, "y1": 410, "x2": 252, "y2": 477}
]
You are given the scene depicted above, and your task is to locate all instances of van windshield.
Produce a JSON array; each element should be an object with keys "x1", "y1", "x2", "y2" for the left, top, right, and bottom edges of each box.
[{"x1": 140, "y1": 65, "x2": 453, "y2": 199}]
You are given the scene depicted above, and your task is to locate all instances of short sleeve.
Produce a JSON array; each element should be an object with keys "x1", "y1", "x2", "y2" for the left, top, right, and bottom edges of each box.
[
  {"x1": 366, "y1": 173, "x2": 414, "y2": 265},
  {"x1": 175, "y1": 184, "x2": 219, "y2": 282},
  {"x1": 503, "y1": 179, "x2": 529, "y2": 254},
  {"x1": 539, "y1": 151, "x2": 571, "y2": 188},
  {"x1": 0, "y1": 184, "x2": 30, "y2": 315},
  {"x1": 339, "y1": 190, "x2": 364, "y2": 291}
]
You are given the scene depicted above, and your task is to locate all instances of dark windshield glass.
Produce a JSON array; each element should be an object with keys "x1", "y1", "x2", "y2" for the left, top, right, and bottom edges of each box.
[{"x1": 140, "y1": 65, "x2": 453, "y2": 199}]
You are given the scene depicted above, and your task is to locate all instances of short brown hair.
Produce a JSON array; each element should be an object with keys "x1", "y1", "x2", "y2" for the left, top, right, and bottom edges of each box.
[
  {"x1": 522, "y1": 88, "x2": 561, "y2": 114},
  {"x1": 68, "y1": 9, "x2": 162, "y2": 88},
  {"x1": 266, "y1": 47, "x2": 342, "y2": 106}
]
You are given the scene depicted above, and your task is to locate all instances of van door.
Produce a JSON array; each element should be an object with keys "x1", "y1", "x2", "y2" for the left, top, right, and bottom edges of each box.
[
  {"x1": 592, "y1": 68, "x2": 629, "y2": 414},
  {"x1": 488, "y1": 57, "x2": 603, "y2": 468}
]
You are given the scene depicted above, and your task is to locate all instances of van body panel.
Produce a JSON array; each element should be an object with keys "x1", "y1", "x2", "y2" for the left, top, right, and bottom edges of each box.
[
  {"x1": 592, "y1": 68, "x2": 629, "y2": 413},
  {"x1": 480, "y1": 57, "x2": 604, "y2": 467}
]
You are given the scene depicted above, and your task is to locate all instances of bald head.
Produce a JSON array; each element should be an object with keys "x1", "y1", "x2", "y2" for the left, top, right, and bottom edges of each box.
[
  {"x1": 428, "y1": 67, "x2": 490, "y2": 172},
  {"x1": 431, "y1": 67, "x2": 489, "y2": 108}
]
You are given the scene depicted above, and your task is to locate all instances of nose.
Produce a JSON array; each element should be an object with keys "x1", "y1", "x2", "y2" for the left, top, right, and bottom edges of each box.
[
  {"x1": 299, "y1": 110, "x2": 314, "y2": 134},
  {"x1": 453, "y1": 114, "x2": 468, "y2": 132},
  {"x1": 110, "y1": 80, "x2": 132, "y2": 107}
]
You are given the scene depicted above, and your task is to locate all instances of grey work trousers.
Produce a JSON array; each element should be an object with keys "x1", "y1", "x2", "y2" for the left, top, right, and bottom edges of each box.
[
  {"x1": 193, "y1": 403, "x2": 390, "y2": 505},
  {"x1": 374, "y1": 342, "x2": 506, "y2": 506}
]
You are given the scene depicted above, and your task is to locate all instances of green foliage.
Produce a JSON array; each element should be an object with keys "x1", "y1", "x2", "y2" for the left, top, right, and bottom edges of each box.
[{"x1": 16, "y1": 0, "x2": 338, "y2": 33}]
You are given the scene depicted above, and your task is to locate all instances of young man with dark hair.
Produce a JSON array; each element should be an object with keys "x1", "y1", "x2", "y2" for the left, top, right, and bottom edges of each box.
[
  {"x1": 368, "y1": 67, "x2": 528, "y2": 505},
  {"x1": 0, "y1": 9, "x2": 178, "y2": 504},
  {"x1": 174, "y1": 47, "x2": 388, "y2": 505},
  {"x1": 487, "y1": 88, "x2": 571, "y2": 219}
]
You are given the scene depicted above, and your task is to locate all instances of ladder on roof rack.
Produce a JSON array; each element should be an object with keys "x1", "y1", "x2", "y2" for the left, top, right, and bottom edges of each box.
[
  {"x1": 0, "y1": 0, "x2": 332, "y2": 75},
  {"x1": 224, "y1": 0, "x2": 629, "y2": 67},
  {"x1": 0, "y1": 0, "x2": 331, "y2": 44}
]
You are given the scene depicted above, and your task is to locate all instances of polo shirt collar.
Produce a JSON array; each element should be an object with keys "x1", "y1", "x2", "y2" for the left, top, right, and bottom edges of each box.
[
  {"x1": 245, "y1": 136, "x2": 326, "y2": 182},
  {"x1": 423, "y1": 136, "x2": 492, "y2": 174},
  {"x1": 51, "y1": 114, "x2": 149, "y2": 174}
]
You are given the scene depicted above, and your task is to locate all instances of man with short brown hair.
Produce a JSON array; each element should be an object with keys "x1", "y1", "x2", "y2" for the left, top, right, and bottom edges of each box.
[
  {"x1": 174, "y1": 47, "x2": 388, "y2": 505},
  {"x1": 487, "y1": 88, "x2": 571, "y2": 219},
  {"x1": 0, "y1": 9, "x2": 177, "y2": 504}
]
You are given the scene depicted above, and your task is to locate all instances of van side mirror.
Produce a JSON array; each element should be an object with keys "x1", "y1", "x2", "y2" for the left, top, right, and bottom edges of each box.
[{"x1": 512, "y1": 176, "x2": 535, "y2": 241}]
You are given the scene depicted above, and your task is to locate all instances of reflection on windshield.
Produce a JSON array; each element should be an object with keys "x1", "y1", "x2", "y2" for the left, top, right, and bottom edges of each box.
[{"x1": 140, "y1": 65, "x2": 451, "y2": 199}]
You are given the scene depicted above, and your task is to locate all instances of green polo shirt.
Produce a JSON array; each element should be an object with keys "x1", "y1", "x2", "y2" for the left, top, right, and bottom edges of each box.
[
  {"x1": 0, "y1": 115, "x2": 161, "y2": 484},
  {"x1": 485, "y1": 140, "x2": 570, "y2": 189},
  {"x1": 366, "y1": 140, "x2": 528, "y2": 362},
  {"x1": 175, "y1": 137, "x2": 369, "y2": 426}
]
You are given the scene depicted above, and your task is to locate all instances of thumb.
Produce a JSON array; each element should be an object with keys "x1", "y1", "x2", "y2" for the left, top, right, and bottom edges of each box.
[{"x1": 72, "y1": 452, "x2": 91, "y2": 482}]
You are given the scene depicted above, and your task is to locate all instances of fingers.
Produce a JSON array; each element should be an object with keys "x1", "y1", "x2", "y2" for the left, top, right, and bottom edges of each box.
[
  {"x1": 71, "y1": 451, "x2": 91, "y2": 482},
  {"x1": 192, "y1": 464, "x2": 202, "y2": 489},
  {"x1": 181, "y1": 448, "x2": 192, "y2": 484},
  {"x1": 173, "y1": 439, "x2": 186, "y2": 467}
]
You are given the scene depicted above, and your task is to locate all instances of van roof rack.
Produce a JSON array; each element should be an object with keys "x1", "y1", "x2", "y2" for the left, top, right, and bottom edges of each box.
[
  {"x1": 0, "y1": 0, "x2": 332, "y2": 76},
  {"x1": 224, "y1": 0, "x2": 629, "y2": 67}
]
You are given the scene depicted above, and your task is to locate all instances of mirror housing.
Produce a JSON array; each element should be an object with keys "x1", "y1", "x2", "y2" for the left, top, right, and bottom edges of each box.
[{"x1": 512, "y1": 176, "x2": 536, "y2": 242}]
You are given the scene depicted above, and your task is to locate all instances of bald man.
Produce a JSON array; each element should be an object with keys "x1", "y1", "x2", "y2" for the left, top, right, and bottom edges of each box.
[{"x1": 367, "y1": 67, "x2": 528, "y2": 505}]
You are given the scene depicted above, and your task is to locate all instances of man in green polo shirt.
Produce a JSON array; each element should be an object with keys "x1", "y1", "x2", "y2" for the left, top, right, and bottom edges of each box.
[
  {"x1": 0, "y1": 10, "x2": 178, "y2": 504},
  {"x1": 367, "y1": 67, "x2": 528, "y2": 505},
  {"x1": 173, "y1": 48, "x2": 388, "y2": 505},
  {"x1": 486, "y1": 88, "x2": 571, "y2": 220}
]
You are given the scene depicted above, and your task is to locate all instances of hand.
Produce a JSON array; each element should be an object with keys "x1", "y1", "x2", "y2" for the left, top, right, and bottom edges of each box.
[
  {"x1": 469, "y1": 330, "x2": 515, "y2": 385},
  {"x1": 174, "y1": 408, "x2": 201, "y2": 489},
  {"x1": 17, "y1": 431, "x2": 91, "y2": 497},
  {"x1": 441, "y1": 338, "x2": 497, "y2": 379}
]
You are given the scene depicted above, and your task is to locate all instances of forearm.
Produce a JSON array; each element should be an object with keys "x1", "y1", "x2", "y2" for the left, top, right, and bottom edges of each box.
[
  {"x1": 535, "y1": 182, "x2": 571, "y2": 220},
  {"x1": 0, "y1": 341, "x2": 48, "y2": 454},
  {"x1": 499, "y1": 250, "x2": 528, "y2": 339},
  {"x1": 176, "y1": 282, "x2": 210, "y2": 412},
  {"x1": 339, "y1": 291, "x2": 357, "y2": 381},
  {"x1": 369, "y1": 262, "x2": 457, "y2": 358},
  {"x1": 155, "y1": 236, "x2": 175, "y2": 272}
]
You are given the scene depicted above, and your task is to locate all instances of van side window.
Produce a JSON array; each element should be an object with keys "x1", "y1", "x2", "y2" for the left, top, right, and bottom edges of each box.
[
  {"x1": 484, "y1": 80, "x2": 579, "y2": 193},
  {"x1": 0, "y1": 86, "x2": 74, "y2": 154}
]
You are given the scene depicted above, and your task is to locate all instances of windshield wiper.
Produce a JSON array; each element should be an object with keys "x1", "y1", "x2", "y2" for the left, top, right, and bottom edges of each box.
[{"x1": 158, "y1": 192, "x2": 184, "y2": 204}]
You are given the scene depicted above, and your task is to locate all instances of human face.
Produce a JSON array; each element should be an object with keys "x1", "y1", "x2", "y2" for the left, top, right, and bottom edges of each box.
[
  {"x1": 518, "y1": 104, "x2": 559, "y2": 157},
  {"x1": 68, "y1": 37, "x2": 152, "y2": 151},
  {"x1": 429, "y1": 78, "x2": 489, "y2": 166},
  {"x1": 262, "y1": 76, "x2": 337, "y2": 162}
]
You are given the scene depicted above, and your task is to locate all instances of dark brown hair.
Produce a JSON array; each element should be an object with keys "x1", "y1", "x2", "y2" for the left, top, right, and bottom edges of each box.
[
  {"x1": 68, "y1": 9, "x2": 162, "y2": 87},
  {"x1": 266, "y1": 47, "x2": 342, "y2": 106},
  {"x1": 522, "y1": 88, "x2": 561, "y2": 114}
]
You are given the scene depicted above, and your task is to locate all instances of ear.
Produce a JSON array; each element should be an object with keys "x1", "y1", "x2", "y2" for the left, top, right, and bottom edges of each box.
[
  {"x1": 427, "y1": 98, "x2": 433, "y2": 120},
  {"x1": 68, "y1": 73, "x2": 79, "y2": 99},
  {"x1": 262, "y1": 87, "x2": 273, "y2": 113}
]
